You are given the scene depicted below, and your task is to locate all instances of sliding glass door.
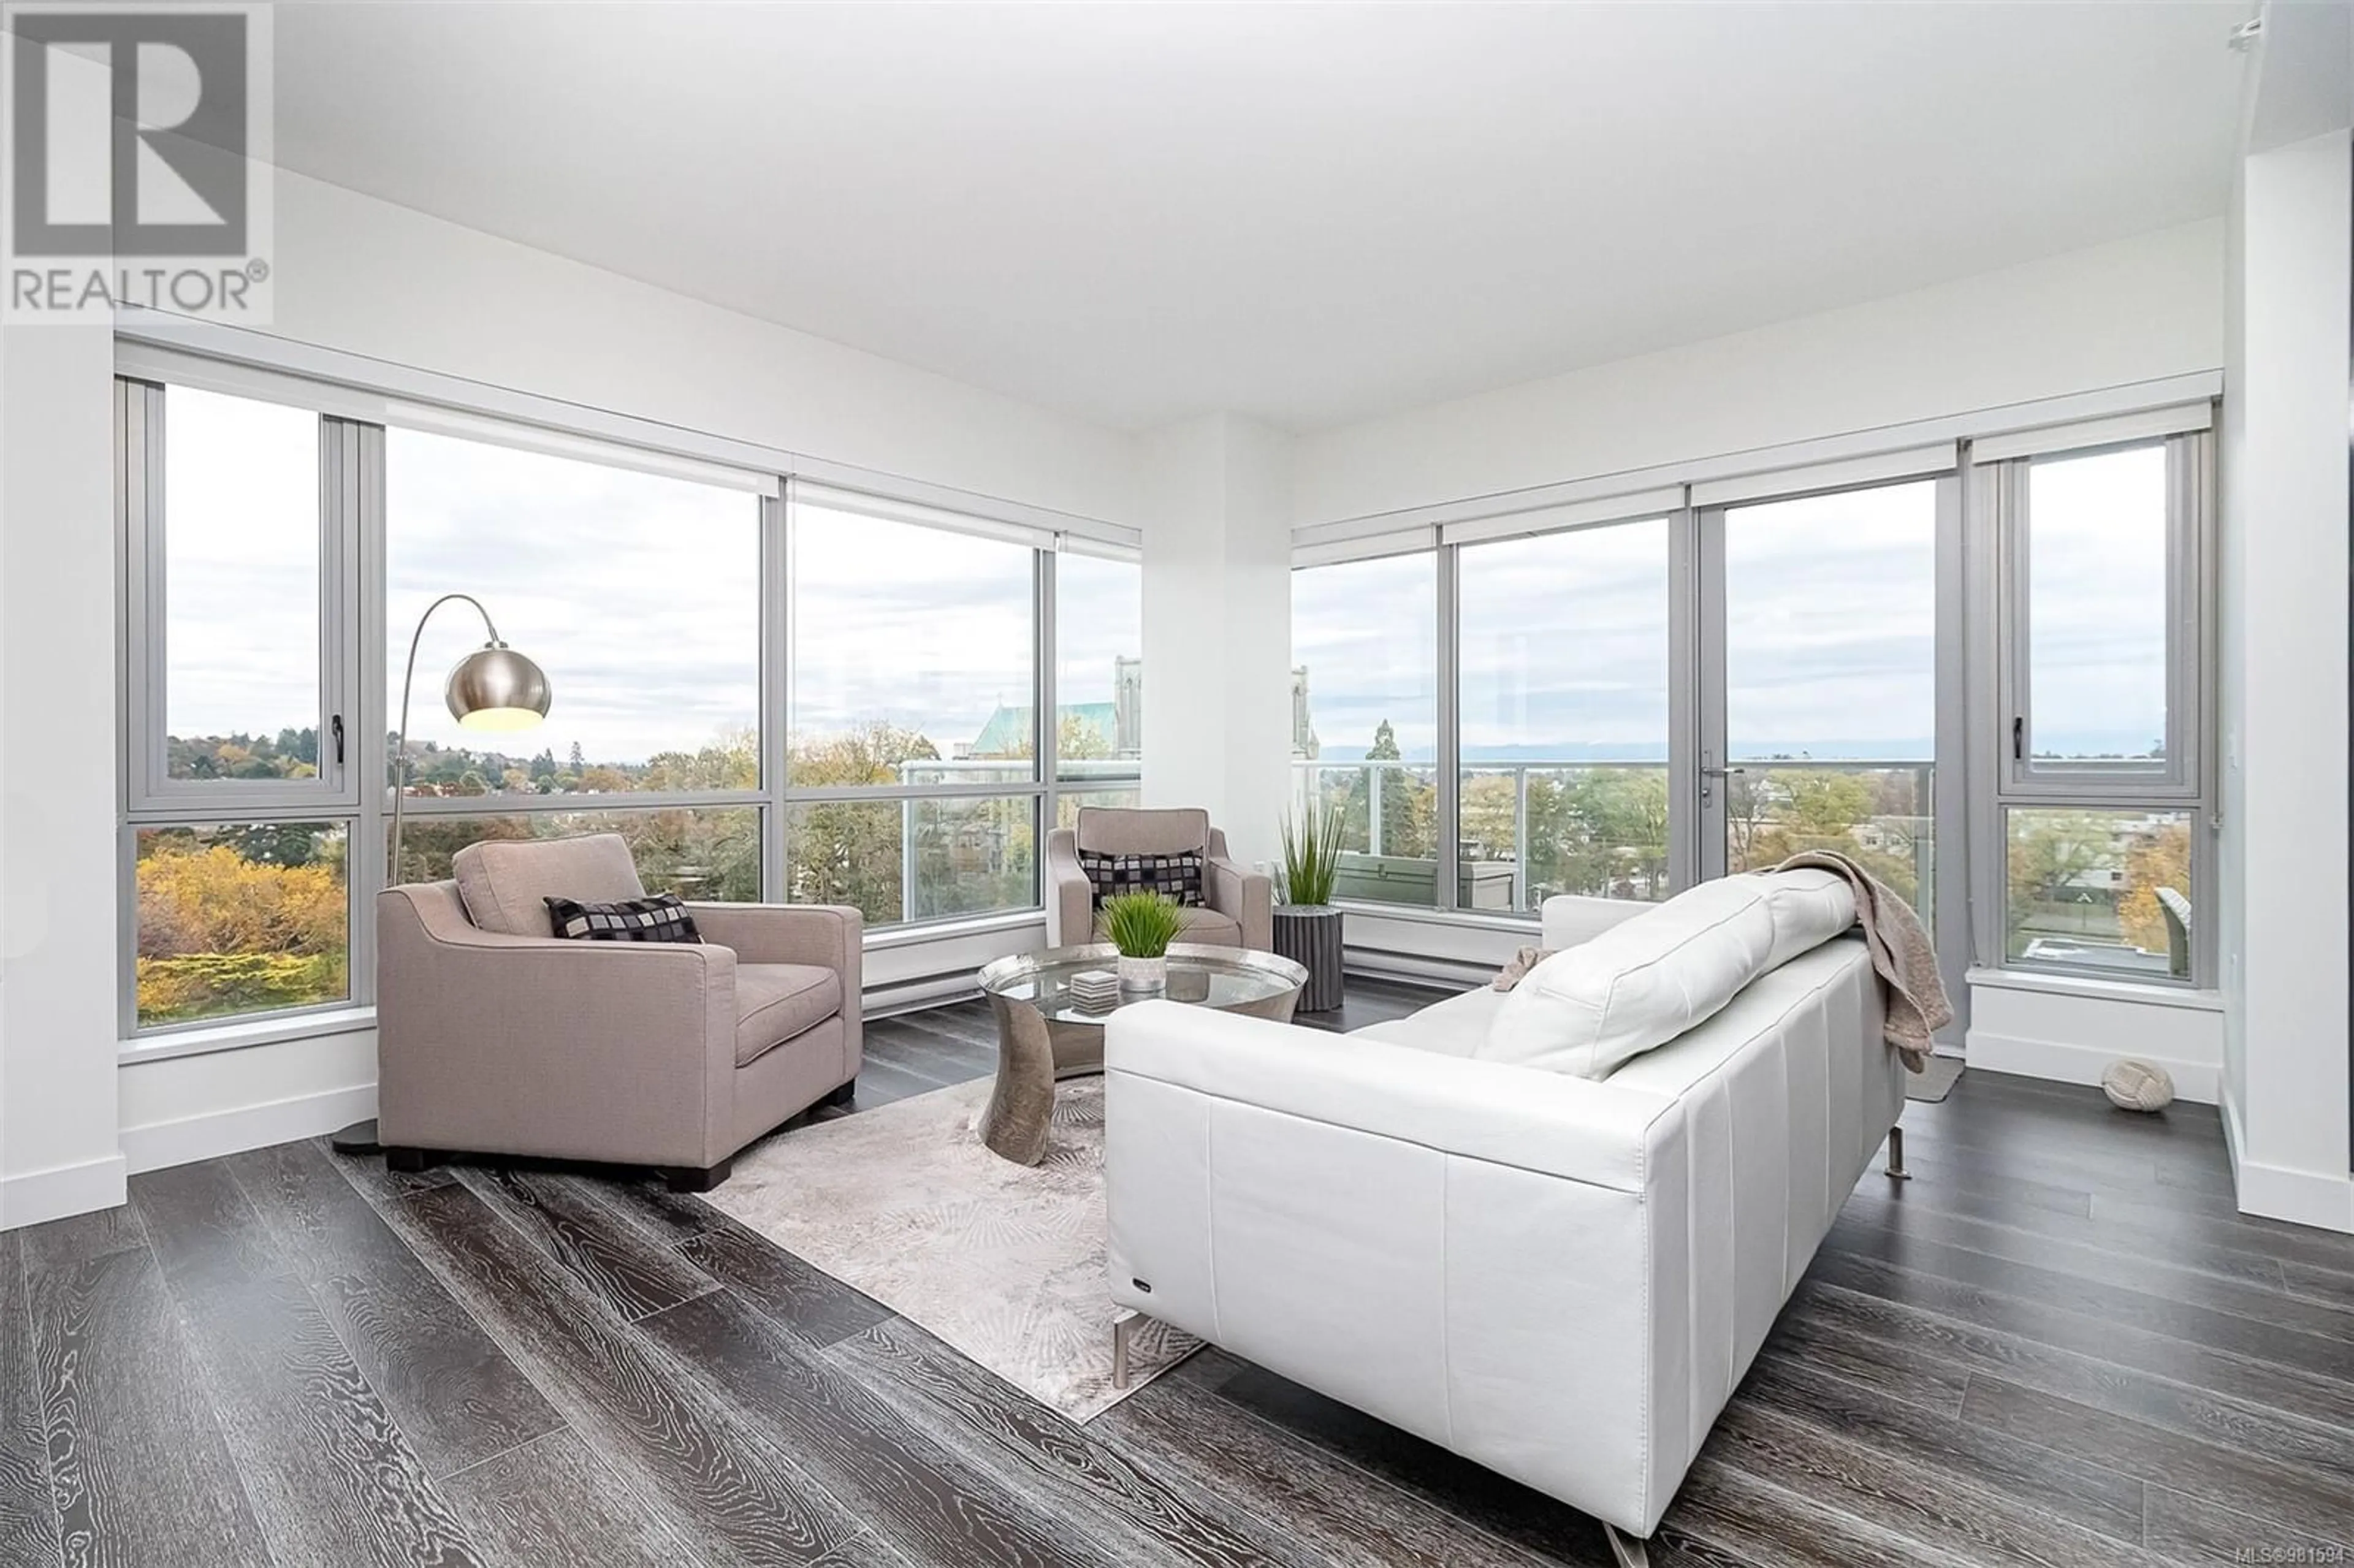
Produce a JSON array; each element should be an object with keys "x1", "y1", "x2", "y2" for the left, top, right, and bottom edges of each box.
[
  {"x1": 1457, "y1": 517, "x2": 1674, "y2": 911},
  {"x1": 1694, "y1": 472, "x2": 1964, "y2": 1011},
  {"x1": 1699, "y1": 478, "x2": 1941, "y2": 907}
]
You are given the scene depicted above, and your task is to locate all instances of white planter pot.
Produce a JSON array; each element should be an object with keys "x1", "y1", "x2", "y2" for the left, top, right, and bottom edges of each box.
[{"x1": 1117, "y1": 954, "x2": 1167, "y2": 991}]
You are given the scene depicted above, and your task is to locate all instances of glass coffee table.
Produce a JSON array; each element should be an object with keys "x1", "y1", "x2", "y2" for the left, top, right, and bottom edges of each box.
[{"x1": 973, "y1": 943, "x2": 1308, "y2": 1164}]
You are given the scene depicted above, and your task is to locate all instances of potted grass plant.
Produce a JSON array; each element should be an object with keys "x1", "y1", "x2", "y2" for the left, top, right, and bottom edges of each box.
[
  {"x1": 1273, "y1": 806, "x2": 1346, "y2": 1013},
  {"x1": 1101, "y1": 889, "x2": 1185, "y2": 991}
]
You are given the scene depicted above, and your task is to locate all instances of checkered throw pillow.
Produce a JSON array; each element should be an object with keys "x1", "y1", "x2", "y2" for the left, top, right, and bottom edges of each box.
[
  {"x1": 543, "y1": 892, "x2": 703, "y2": 943},
  {"x1": 1079, "y1": 850, "x2": 1205, "y2": 908}
]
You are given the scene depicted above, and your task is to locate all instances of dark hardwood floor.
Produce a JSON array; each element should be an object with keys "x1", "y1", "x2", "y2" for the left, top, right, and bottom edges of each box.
[{"x1": 6, "y1": 980, "x2": 2352, "y2": 1567}]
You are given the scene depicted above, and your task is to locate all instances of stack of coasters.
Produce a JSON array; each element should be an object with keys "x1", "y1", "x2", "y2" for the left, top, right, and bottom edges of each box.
[{"x1": 1067, "y1": 969, "x2": 1121, "y2": 1014}]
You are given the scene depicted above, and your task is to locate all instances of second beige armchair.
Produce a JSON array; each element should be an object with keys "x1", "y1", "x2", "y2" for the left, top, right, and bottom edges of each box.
[{"x1": 1045, "y1": 806, "x2": 1272, "y2": 950}]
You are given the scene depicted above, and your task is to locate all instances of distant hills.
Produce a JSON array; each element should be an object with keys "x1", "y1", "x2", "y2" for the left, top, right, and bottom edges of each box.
[{"x1": 1312, "y1": 733, "x2": 2160, "y2": 764}]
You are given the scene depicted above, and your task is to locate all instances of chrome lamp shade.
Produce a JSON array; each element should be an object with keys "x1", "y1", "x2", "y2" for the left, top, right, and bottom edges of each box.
[{"x1": 446, "y1": 644, "x2": 553, "y2": 731}]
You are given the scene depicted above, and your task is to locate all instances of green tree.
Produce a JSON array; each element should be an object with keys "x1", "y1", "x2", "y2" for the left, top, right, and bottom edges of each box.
[
  {"x1": 1363, "y1": 720, "x2": 1429, "y2": 858},
  {"x1": 781, "y1": 722, "x2": 947, "y2": 926},
  {"x1": 2006, "y1": 810, "x2": 2118, "y2": 953}
]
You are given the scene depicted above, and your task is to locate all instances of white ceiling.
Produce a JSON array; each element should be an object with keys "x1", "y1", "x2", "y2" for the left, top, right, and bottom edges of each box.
[{"x1": 269, "y1": 1, "x2": 2250, "y2": 433}]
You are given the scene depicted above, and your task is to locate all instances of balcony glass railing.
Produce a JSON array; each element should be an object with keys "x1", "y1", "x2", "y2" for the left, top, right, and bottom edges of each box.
[
  {"x1": 1290, "y1": 757, "x2": 1935, "y2": 923},
  {"x1": 1722, "y1": 759, "x2": 1934, "y2": 934}
]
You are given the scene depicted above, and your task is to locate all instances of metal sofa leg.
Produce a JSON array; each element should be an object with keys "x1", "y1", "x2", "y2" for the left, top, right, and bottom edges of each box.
[
  {"x1": 1604, "y1": 1523, "x2": 1651, "y2": 1567},
  {"x1": 1886, "y1": 1124, "x2": 1911, "y2": 1181},
  {"x1": 1111, "y1": 1311, "x2": 1137, "y2": 1390}
]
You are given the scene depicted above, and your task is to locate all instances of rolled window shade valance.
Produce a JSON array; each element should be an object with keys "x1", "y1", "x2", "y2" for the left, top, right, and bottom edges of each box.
[
  {"x1": 1292, "y1": 526, "x2": 1438, "y2": 568},
  {"x1": 1969, "y1": 402, "x2": 2212, "y2": 464},
  {"x1": 789, "y1": 478, "x2": 1058, "y2": 551},
  {"x1": 1441, "y1": 485, "x2": 1686, "y2": 547},
  {"x1": 1689, "y1": 443, "x2": 1958, "y2": 508}
]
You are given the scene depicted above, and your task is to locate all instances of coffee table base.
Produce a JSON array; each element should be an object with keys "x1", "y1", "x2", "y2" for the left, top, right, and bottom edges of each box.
[
  {"x1": 978, "y1": 995, "x2": 1111, "y2": 1163},
  {"x1": 980, "y1": 985, "x2": 1301, "y2": 1165}
]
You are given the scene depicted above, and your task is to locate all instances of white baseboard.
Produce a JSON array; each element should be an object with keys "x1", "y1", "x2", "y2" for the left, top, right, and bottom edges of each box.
[
  {"x1": 1, "y1": 1152, "x2": 129, "y2": 1231},
  {"x1": 1343, "y1": 948, "x2": 1491, "y2": 991},
  {"x1": 2215, "y1": 1077, "x2": 2354, "y2": 1233},
  {"x1": 863, "y1": 973, "x2": 983, "y2": 1020},
  {"x1": 2219, "y1": 1077, "x2": 2246, "y2": 1169},
  {"x1": 2233, "y1": 1157, "x2": 2354, "y2": 1233},
  {"x1": 120, "y1": 1082, "x2": 377, "y2": 1178},
  {"x1": 1964, "y1": 1029, "x2": 2219, "y2": 1105}
]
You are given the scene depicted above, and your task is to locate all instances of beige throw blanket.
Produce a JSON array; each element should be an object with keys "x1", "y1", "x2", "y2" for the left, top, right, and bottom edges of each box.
[{"x1": 1773, "y1": 850, "x2": 1949, "y2": 1073}]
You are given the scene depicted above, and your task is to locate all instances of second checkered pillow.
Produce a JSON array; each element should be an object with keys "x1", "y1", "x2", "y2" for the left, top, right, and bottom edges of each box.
[{"x1": 1078, "y1": 850, "x2": 1204, "y2": 908}]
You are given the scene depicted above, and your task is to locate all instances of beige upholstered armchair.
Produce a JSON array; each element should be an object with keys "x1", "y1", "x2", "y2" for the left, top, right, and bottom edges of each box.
[
  {"x1": 375, "y1": 834, "x2": 860, "y2": 1191},
  {"x1": 1045, "y1": 806, "x2": 1272, "y2": 950}
]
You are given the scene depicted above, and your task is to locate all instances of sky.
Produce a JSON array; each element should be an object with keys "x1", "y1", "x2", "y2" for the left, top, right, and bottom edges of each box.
[
  {"x1": 1297, "y1": 466, "x2": 2168, "y2": 764},
  {"x1": 165, "y1": 384, "x2": 2164, "y2": 774},
  {"x1": 165, "y1": 389, "x2": 1138, "y2": 767}
]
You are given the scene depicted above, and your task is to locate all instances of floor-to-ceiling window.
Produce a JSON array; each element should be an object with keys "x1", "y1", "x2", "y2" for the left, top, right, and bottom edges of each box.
[
  {"x1": 1053, "y1": 547, "x2": 1144, "y2": 826},
  {"x1": 787, "y1": 491, "x2": 1042, "y2": 929},
  {"x1": 1290, "y1": 549, "x2": 1440, "y2": 908},
  {"x1": 1708, "y1": 479, "x2": 1941, "y2": 922},
  {"x1": 385, "y1": 425, "x2": 768, "y2": 899},
  {"x1": 1984, "y1": 432, "x2": 2209, "y2": 982},
  {"x1": 122, "y1": 381, "x2": 357, "y2": 1030},
  {"x1": 1289, "y1": 406, "x2": 2215, "y2": 1006},
  {"x1": 1458, "y1": 516, "x2": 1673, "y2": 910}
]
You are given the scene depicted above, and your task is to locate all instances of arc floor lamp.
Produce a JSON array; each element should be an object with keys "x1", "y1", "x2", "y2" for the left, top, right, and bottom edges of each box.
[
  {"x1": 334, "y1": 593, "x2": 551, "y2": 1155},
  {"x1": 387, "y1": 592, "x2": 554, "y2": 881}
]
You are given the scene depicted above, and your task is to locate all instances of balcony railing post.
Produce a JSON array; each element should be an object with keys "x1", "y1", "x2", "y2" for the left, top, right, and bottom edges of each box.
[
  {"x1": 1369, "y1": 764, "x2": 1384, "y2": 857},
  {"x1": 902, "y1": 797, "x2": 917, "y2": 926},
  {"x1": 1512, "y1": 765, "x2": 1528, "y2": 911},
  {"x1": 1916, "y1": 763, "x2": 1935, "y2": 913}
]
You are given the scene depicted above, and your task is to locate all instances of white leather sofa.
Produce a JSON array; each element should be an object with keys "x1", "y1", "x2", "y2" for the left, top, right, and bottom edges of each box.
[{"x1": 1103, "y1": 887, "x2": 1905, "y2": 1563}]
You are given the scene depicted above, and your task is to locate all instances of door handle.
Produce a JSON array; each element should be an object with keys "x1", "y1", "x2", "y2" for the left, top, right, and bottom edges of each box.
[{"x1": 1701, "y1": 764, "x2": 1745, "y2": 778}]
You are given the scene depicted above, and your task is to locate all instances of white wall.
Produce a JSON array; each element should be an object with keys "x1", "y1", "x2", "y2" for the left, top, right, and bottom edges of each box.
[
  {"x1": 1139, "y1": 413, "x2": 1294, "y2": 869},
  {"x1": 2222, "y1": 126, "x2": 2353, "y2": 1231},
  {"x1": 1293, "y1": 219, "x2": 2224, "y2": 526},
  {"x1": 254, "y1": 170, "x2": 1141, "y2": 523},
  {"x1": 1, "y1": 167, "x2": 1147, "y2": 1226},
  {"x1": 0, "y1": 322, "x2": 124, "y2": 1229},
  {"x1": 1967, "y1": 980, "x2": 2223, "y2": 1105}
]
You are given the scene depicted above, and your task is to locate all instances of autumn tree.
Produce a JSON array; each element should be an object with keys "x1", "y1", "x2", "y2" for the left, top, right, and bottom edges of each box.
[
  {"x1": 136, "y1": 831, "x2": 348, "y2": 1024},
  {"x1": 2118, "y1": 819, "x2": 2192, "y2": 956}
]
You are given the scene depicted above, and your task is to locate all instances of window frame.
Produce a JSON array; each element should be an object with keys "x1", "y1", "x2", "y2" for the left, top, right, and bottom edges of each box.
[
  {"x1": 1695, "y1": 468, "x2": 1969, "y2": 1022},
  {"x1": 1051, "y1": 536, "x2": 1145, "y2": 810},
  {"x1": 1994, "y1": 434, "x2": 2206, "y2": 799},
  {"x1": 120, "y1": 377, "x2": 364, "y2": 816},
  {"x1": 780, "y1": 478, "x2": 1054, "y2": 931},
  {"x1": 118, "y1": 378, "x2": 369, "y2": 1039},
  {"x1": 1972, "y1": 423, "x2": 2218, "y2": 988},
  {"x1": 1289, "y1": 545, "x2": 1448, "y2": 909},
  {"x1": 1452, "y1": 510, "x2": 1682, "y2": 913}
]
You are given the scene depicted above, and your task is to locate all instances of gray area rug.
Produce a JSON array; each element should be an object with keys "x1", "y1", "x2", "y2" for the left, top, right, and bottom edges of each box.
[
  {"x1": 1907, "y1": 1052, "x2": 1965, "y2": 1103},
  {"x1": 696, "y1": 1076, "x2": 1200, "y2": 1422}
]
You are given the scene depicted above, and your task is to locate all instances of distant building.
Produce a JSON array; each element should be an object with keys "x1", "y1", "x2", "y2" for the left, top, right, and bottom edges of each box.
[
  {"x1": 1114, "y1": 656, "x2": 1143, "y2": 753},
  {"x1": 966, "y1": 655, "x2": 1143, "y2": 758}
]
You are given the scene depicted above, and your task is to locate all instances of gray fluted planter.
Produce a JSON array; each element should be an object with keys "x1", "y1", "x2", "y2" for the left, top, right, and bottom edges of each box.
[{"x1": 1271, "y1": 905, "x2": 1345, "y2": 1013}]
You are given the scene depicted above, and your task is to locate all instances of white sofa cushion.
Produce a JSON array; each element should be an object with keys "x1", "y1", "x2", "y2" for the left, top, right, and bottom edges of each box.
[
  {"x1": 1350, "y1": 984, "x2": 1507, "y2": 1057},
  {"x1": 1478, "y1": 869, "x2": 1854, "y2": 1079}
]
